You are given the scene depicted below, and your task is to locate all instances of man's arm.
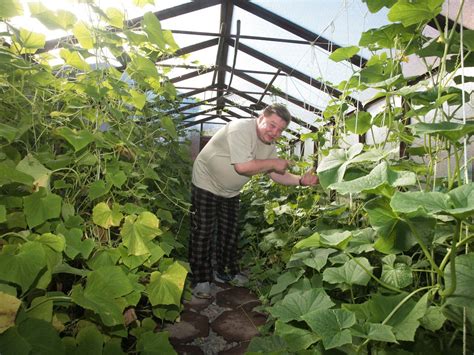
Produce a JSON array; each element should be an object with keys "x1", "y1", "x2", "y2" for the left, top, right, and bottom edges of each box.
[
  {"x1": 269, "y1": 168, "x2": 319, "y2": 186},
  {"x1": 234, "y1": 158, "x2": 290, "y2": 176}
]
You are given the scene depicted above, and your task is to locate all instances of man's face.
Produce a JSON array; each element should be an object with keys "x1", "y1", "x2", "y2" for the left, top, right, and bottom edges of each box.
[{"x1": 256, "y1": 113, "x2": 288, "y2": 144}]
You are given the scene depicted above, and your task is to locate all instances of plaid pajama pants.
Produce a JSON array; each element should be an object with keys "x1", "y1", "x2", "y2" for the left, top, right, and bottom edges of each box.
[{"x1": 189, "y1": 184, "x2": 240, "y2": 283}]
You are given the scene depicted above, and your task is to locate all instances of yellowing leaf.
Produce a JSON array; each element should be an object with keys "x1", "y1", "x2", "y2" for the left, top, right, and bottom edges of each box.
[
  {"x1": 0, "y1": 292, "x2": 21, "y2": 334},
  {"x1": 73, "y1": 21, "x2": 94, "y2": 49},
  {"x1": 60, "y1": 49, "x2": 90, "y2": 71},
  {"x1": 93, "y1": 202, "x2": 123, "y2": 229},
  {"x1": 0, "y1": 0, "x2": 23, "y2": 18},
  {"x1": 19, "y1": 28, "x2": 45, "y2": 49},
  {"x1": 105, "y1": 8, "x2": 124, "y2": 29}
]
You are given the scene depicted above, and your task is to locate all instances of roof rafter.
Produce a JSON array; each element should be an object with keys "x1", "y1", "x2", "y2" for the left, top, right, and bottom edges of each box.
[
  {"x1": 227, "y1": 65, "x2": 323, "y2": 116},
  {"x1": 213, "y1": 0, "x2": 234, "y2": 111},
  {"x1": 228, "y1": 39, "x2": 362, "y2": 109},
  {"x1": 233, "y1": 0, "x2": 367, "y2": 67},
  {"x1": 166, "y1": 96, "x2": 219, "y2": 115}
]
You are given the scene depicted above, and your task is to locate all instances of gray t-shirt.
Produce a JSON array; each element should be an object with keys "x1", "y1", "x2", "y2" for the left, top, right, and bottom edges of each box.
[{"x1": 192, "y1": 119, "x2": 278, "y2": 197}]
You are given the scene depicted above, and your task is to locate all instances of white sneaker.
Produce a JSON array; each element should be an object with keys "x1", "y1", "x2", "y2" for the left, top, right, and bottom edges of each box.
[
  {"x1": 214, "y1": 272, "x2": 249, "y2": 286},
  {"x1": 192, "y1": 281, "x2": 212, "y2": 299}
]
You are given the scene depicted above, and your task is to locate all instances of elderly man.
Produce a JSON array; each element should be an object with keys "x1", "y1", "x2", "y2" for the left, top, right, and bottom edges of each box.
[{"x1": 189, "y1": 103, "x2": 318, "y2": 298}]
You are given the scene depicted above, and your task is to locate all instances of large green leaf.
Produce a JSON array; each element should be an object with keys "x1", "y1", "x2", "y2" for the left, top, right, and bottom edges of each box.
[
  {"x1": 73, "y1": 21, "x2": 94, "y2": 49},
  {"x1": 0, "y1": 123, "x2": 19, "y2": 143},
  {"x1": 143, "y1": 12, "x2": 166, "y2": 49},
  {"x1": 136, "y1": 331, "x2": 176, "y2": 355},
  {"x1": 445, "y1": 253, "x2": 474, "y2": 308},
  {"x1": 323, "y1": 257, "x2": 373, "y2": 287},
  {"x1": 269, "y1": 288, "x2": 334, "y2": 323},
  {"x1": 293, "y1": 232, "x2": 320, "y2": 250},
  {"x1": 23, "y1": 190, "x2": 62, "y2": 228},
  {"x1": 391, "y1": 183, "x2": 474, "y2": 219},
  {"x1": 351, "y1": 322, "x2": 397, "y2": 343},
  {"x1": 71, "y1": 266, "x2": 134, "y2": 326},
  {"x1": 420, "y1": 306, "x2": 446, "y2": 331},
  {"x1": 57, "y1": 225, "x2": 94, "y2": 259},
  {"x1": 247, "y1": 335, "x2": 289, "y2": 354},
  {"x1": 55, "y1": 127, "x2": 95, "y2": 152},
  {"x1": 105, "y1": 7, "x2": 124, "y2": 29},
  {"x1": 26, "y1": 296, "x2": 52, "y2": 322},
  {"x1": 446, "y1": 183, "x2": 474, "y2": 219},
  {"x1": 388, "y1": 0, "x2": 444, "y2": 26},
  {"x1": 381, "y1": 257, "x2": 413, "y2": 289},
  {"x1": 364, "y1": 292, "x2": 428, "y2": 341},
  {"x1": 287, "y1": 248, "x2": 336, "y2": 271},
  {"x1": 0, "y1": 0, "x2": 23, "y2": 18},
  {"x1": 329, "y1": 46, "x2": 359, "y2": 62},
  {"x1": 362, "y1": 0, "x2": 396, "y2": 13},
  {"x1": 410, "y1": 121, "x2": 474, "y2": 142},
  {"x1": 302, "y1": 308, "x2": 356, "y2": 350},
  {"x1": 17, "y1": 28, "x2": 45, "y2": 51},
  {"x1": 0, "y1": 292, "x2": 21, "y2": 334},
  {"x1": 345, "y1": 111, "x2": 372, "y2": 134},
  {"x1": 146, "y1": 261, "x2": 187, "y2": 307},
  {"x1": 347, "y1": 228, "x2": 375, "y2": 254},
  {"x1": 12, "y1": 318, "x2": 64, "y2": 355},
  {"x1": 330, "y1": 161, "x2": 415, "y2": 195},
  {"x1": 120, "y1": 212, "x2": 161, "y2": 256},
  {"x1": 320, "y1": 230, "x2": 352, "y2": 249},
  {"x1": 86, "y1": 265, "x2": 134, "y2": 298},
  {"x1": 92, "y1": 202, "x2": 123, "y2": 229},
  {"x1": 75, "y1": 326, "x2": 104, "y2": 355},
  {"x1": 16, "y1": 154, "x2": 51, "y2": 190},
  {"x1": 161, "y1": 116, "x2": 178, "y2": 140},
  {"x1": 274, "y1": 321, "x2": 320, "y2": 352},
  {"x1": 316, "y1": 143, "x2": 363, "y2": 189},
  {"x1": 359, "y1": 23, "x2": 414, "y2": 49},
  {"x1": 88, "y1": 180, "x2": 112, "y2": 200},
  {"x1": 59, "y1": 49, "x2": 90, "y2": 71},
  {"x1": 365, "y1": 197, "x2": 434, "y2": 254},
  {"x1": 86, "y1": 248, "x2": 121, "y2": 270},
  {"x1": 0, "y1": 160, "x2": 34, "y2": 187},
  {"x1": 29, "y1": 3, "x2": 76, "y2": 30},
  {"x1": 269, "y1": 269, "x2": 305, "y2": 297}
]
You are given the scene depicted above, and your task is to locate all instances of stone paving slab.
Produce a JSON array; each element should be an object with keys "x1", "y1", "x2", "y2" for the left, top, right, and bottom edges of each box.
[
  {"x1": 215, "y1": 287, "x2": 260, "y2": 309},
  {"x1": 210, "y1": 307, "x2": 267, "y2": 342},
  {"x1": 165, "y1": 310, "x2": 209, "y2": 344},
  {"x1": 171, "y1": 284, "x2": 266, "y2": 353}
]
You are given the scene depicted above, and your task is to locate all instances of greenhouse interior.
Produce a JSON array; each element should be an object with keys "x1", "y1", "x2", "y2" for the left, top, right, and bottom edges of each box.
[{"x1": 0, "y1": 0, "x2": 473, "y2": 353}]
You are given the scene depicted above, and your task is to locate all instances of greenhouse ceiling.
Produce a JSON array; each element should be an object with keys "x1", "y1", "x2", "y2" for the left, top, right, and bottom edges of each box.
[{"x1": 7, "y1": 0, "x2": 474, "y2": 139}]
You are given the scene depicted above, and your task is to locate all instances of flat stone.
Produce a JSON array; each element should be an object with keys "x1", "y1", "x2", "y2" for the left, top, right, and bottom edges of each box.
[
  {"x1": 211, "y1": 308, "x2": 267, "y2": 342},
  {"x1": 218, "y1": 341, "x2": 250, "y2": 355},
  {"x1": 215, "y1": 287, "x2": 260, "y2": 309},
  {"x1": 165, "y1": 311, "x2": 209, "y2": 344},
  {"x1": 173, "y1": 344, "x2": 204, "y2": 355},
  {"x1": 184, "y1": 295, "x2": 214, "y2": 312}
]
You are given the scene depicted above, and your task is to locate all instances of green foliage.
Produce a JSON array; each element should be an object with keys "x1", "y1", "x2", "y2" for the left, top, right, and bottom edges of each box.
[
  {"x1": 240, "y1": 0, "x2": 474, "y2": 352},
  {"x1": 0, "y1": 2, "x2": 191, "y2": 353}
]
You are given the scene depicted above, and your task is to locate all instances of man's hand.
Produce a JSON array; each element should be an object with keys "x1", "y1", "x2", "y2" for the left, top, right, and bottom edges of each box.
[
  {"x1": 272, "y1": 159, "x2": 292, "y2": 174},
  {"x1": 300, "y1": 168, "x2": 319, "y2": 186}
]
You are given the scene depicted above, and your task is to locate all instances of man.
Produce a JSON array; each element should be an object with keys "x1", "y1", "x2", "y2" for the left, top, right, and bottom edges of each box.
[{"x1": 189, "y1": 103, "x2": 318, "y2": 298}]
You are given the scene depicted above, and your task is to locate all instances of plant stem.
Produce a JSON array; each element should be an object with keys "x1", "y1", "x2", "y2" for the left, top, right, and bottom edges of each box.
[
  {"x1": 439, "y1": 219, "x2": 461, "y2": 297},
  {"x1": 404, "y1": 218, "x2": 443, "y2": 277},
  {"x1": 25, "y1": 296, "x2": 73, "y2": 313}
]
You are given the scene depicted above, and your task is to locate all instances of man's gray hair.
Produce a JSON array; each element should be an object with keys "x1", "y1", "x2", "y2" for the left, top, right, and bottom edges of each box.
[{"x1": 263, "y1": 103, "x2": 291, "y2": 124}]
